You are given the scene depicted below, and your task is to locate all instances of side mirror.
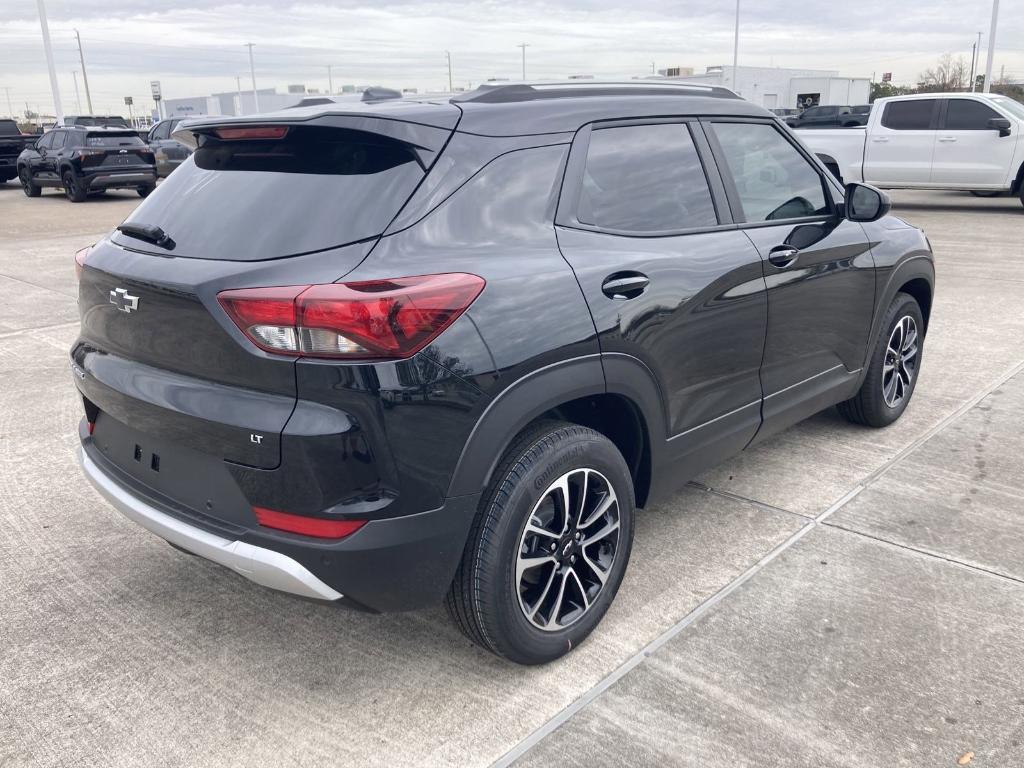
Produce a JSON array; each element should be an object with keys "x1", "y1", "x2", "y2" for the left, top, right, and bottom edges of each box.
[
  {"x1": 844, "y1": 182, "x2": 891, "y2": 223},
  {"x1": 988, "y1": 117, "x2": 1012, "y2": 137}
]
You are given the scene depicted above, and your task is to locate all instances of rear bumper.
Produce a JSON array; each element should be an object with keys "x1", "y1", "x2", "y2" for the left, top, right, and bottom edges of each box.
[
  {"x1": 79, "y1": 436, "x2": 482, "y2": 612},
  {"x1": 81, "y1": 447, "x2": 343, "y2": 601},
  {"x1": 83, "y1": 170, "x2": 155, "y2": 189}
]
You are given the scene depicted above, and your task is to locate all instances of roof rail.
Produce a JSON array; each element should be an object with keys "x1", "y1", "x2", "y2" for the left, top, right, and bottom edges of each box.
[{"x1": 451, "y1": 81, "x2": 741, "y2": 104}]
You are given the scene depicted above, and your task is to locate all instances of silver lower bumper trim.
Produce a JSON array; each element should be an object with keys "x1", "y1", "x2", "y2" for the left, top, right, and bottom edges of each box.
[{"x1": 80, "y1": 448, "x2": 343, "y2": 601}]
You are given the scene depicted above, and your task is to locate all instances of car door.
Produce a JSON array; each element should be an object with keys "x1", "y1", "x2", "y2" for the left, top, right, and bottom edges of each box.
[
  {"x1": 46, "y1": 130, "x2": 67, "y2": 181},
  {"x1": 931, "y1": 97, "x2": 1019, "y2": 187},
  {"x1": 862, "y1": 98, "x2": 939, "y2": 184},
  {"x1": 30, "y1": 131, "x2": 53, "y2": 179},
  {"x1": 555, "y1": 119, "x2": 769, "y2": 480},
  {"x1": 705, "y1": 118, "x2": 876, "y2": 441},
  {"x1": 148, "y1": 120, "x2": 172, "y2": 174}
]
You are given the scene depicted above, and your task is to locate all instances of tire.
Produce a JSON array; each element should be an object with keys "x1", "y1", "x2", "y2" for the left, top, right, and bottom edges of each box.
[
  {"x1": 137, "y1": 184, "x2": 155, "y2": 198},
  {"x1": 838, "y1": 292, "x2": 924, "y2": 428},
  {"x1": 446, "y1": 421, "x2": 635, "y2": 664},
  {"x1": 62, "y1": 170, "x2": 87, "y2": 202},
  {"x1": 19, "y1": 167, "x2": 41, "y2": 197}
]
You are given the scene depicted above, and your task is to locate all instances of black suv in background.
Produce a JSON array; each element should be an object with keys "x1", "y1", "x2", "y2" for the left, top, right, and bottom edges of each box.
[
  {"x1": 0, "y1": 118, "x2": 35, "y2": 184},
  {"x1": 786, "y1": 104, "x2": 871, "y2": 128},
  {"x1": 73, "y1": 83, "x2": 934, "y2": 664},
  {"x1": 18, "y1": 126, "x2": 156, "y2": 201}
]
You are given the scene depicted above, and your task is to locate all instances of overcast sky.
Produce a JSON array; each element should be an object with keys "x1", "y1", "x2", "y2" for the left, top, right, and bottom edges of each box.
[{"x1": 2, "y1": 0, "x2": 1021, "y2": 116}]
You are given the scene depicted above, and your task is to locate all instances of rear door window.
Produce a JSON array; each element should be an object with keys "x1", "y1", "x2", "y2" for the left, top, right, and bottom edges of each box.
[
  {"x1": 120, "y1": 124, "x2": 426, "y2": 260},
  {"x1": 710, "y1": 121, "x2": 829, "y2": 222},
  {"x1": 881, "y1": 100, "x2": 937, "y2": 130},
  {"x1": 943, "y1": 99, "x2": 1001, "y2": 130},
  {"x1": 575, "y1": 123, "x2": 718, "y2": 234}
]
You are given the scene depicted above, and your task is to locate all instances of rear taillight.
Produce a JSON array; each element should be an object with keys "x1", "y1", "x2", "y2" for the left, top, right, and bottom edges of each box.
[
  {"x1": 215, "y1": 126, "x2": 289, "y2": 140},
  {"x1": 76, "y1": 149, "x2": 105, "y2": 167},
  {"x1": 218, "y1": 273, "x2": 485, "y2": 360},
  {"x1": 74, "y1": 245, "x2": 92, "y2": 281},
  {"x1": 253, "y1": 507, "x2": 366, "y2": 539}
]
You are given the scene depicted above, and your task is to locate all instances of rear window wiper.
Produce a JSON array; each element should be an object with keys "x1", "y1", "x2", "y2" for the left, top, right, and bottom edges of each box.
[{"x1": 116, "y1": 222, "x2": 176, "y2": 250}]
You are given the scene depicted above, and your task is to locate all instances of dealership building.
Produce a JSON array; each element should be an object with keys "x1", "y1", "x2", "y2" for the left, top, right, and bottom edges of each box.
[{"x1": 667, "y1": 65, "x2": 870, "y2": 110}]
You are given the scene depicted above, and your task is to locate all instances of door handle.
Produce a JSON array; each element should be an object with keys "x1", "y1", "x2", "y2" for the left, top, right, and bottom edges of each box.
[
  {"x1": 768, "y1": 246, "x2": 799, "y2": 268},
  {"x1": 601, "y1": 272, "x2": 649, "y2": 300},
  {"x1": 938, "y1": 137, "x2": 957, "y2": 142},
  {"x1": 872, "y1": 137, "x2": 890, "y2": 143}
]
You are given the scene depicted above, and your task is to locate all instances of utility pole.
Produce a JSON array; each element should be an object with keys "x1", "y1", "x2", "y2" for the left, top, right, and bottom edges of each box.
[
  {"x1": 72, "y1": 71, "x2": 82, "y2": 112},
  {"x1": 245, "y1": 43, "x2": 260, "y2": 111},
  {"x1": 36, "y1": 0, "x2": 63, "y2": 123},
  {"x1": 4, "y1": 87, "x2": 14, "y2": 119},
  {"x1": 983, "y1": 0, "x2": 999, "y2": 93},
  {"x1": 327, "y1": 64, "x2": 334, "y2": 95},
  {"x1": 517, "y1": 43, "x2": 529, "y2": 81},
  {"x1": 74, "y1": 29, "x2": 93, "y2": 114},
  {"x1": 235, "y1": 75, "x2": 244, "y2": 115},
  {"x1": 732, "y1": 0, "x2": 741, "y2": 82},
  {"x1": 446, "y1": 51, "x2": 453, "y2": 92}
]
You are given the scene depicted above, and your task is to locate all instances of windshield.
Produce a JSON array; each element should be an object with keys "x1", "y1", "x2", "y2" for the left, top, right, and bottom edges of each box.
[
  {"x1": 119, "y1": 124, "x2": 425, "y2": 261},
  {"x1": 76, "y1": 117, "x2": 129, "y2": 128},
  {"x1": 990, "y1": 96, "x2": 1024, "y2": 121}
]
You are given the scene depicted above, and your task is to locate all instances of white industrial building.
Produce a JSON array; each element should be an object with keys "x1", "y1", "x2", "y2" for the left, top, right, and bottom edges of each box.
[
  {"x1": 666, "y1": 65, "x2": 870, "y2": 110},
  {"x1": 163, "y1": 87, "x2": 312, "y2": 118}
]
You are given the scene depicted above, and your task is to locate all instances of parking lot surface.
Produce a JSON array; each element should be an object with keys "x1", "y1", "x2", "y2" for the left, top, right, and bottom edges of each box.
[{"x1": 1, "y1": 184, "x2": 1022, "y2": 767}]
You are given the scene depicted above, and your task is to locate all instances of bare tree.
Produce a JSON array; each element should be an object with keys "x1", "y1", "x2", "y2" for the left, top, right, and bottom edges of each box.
[{"x1": 917, "y1": 54, "x2": 969, "y2": 92}]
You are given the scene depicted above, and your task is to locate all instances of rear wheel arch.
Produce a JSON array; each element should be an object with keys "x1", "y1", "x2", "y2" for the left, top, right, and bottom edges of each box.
[{"x1": 445, "y1": 354, "x2": 664, "y2": 509}]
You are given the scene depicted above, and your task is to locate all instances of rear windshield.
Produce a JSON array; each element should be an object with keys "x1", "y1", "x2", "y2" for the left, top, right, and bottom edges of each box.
[
  {"x1": 85, "y1": 133, "x2": 146, "y2": 147},
  {"x1": 0, "y1": 120, "x2": 21, "y2": 136},
  {"x1": 120, "y1": 125, "x2": 424, "y2": 260}
]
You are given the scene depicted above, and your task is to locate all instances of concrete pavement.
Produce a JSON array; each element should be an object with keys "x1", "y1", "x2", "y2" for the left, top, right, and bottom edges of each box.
[{"x1": 1, "y1": 183, "x2": 1022, "y2": 767}]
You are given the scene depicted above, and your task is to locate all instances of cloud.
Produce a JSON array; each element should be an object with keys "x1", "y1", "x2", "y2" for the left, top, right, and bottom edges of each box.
[{"x1": 2, "y1": 0, "x2": 1020, "y2": 115}]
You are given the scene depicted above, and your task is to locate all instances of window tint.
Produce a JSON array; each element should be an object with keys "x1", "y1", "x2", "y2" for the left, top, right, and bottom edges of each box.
[
  {"x1": 152, "y1": 121, "x2": 171, "y2": 140},
  {"x1": 710, "y1": 122, "x2": 829, "y2": 222},
  {"x1": 121, "y1": 124, "x2": 425, "y2": 260},
  {"x1": 944, "y1": 99, "x2": 1001, "y2": 130},
  {"x1": 576, "y1": 123, "x2": 718, "y2": 233},
  {"x1": 881, "y1": 100, "x2": 936, "y2": 130},
  {"x1": 85, "y1": 133, "x2": 146, "y2": 147},
  {"x1": 50, "y1": 131, "x2": 66, "y2": 148},
  {"x1": 37, "y1": 132, "x2": 54, "y2": 149}
]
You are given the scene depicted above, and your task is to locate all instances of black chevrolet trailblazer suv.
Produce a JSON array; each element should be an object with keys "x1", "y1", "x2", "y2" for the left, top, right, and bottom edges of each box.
[{"x1": 72, "y1": 82, "x2": 934, "y2": 664}]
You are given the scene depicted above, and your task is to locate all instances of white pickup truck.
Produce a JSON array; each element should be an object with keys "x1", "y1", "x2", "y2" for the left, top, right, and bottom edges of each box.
[{"x1": 797, "y1": 92, "x2": 1024, "y2": 207}]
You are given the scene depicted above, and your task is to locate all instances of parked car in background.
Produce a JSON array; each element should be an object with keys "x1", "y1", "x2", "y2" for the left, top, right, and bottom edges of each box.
[
  {"x1": 148, "y1": 117, "x2": 193, "y2": 177},
  {"x1": 771, "y1": 107, "x2": 800, "y2": 118},
  {"x1": 17, "y1": 126, "x2": 156, "y2": 202},
  {"x1": 785, "y1": 104, "x2": 869, "y2": 129},
  {"x1": 0, "y1": 118, "x2": 35, "y2": 184},
  {"x1": 799, "y1": 92, "x2": 1024, "y2": 205},
  {"x1": 55, "y1": 115, "x2": 132, "y2": 129},
  {"x1": 72, "y1": 82, "x2": 934, "y2": 664}
]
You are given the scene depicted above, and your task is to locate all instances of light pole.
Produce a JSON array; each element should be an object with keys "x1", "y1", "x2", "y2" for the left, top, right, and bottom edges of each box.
[
  {"x1": 446, "y1": 51, "x2": 453, "y2": 92},
  {"x1": 74, "y1": 29, "x2": 94, "y2": 114},
  {"x1": 36, "y1": 0, "x2": 63, "y2": 123},
  {"x1": 72, "y1": 71, "x2": 82, "y2": 112},
  {"x1": 517, "y1": 43, "x2": 529, "y2": 81},
  {"x1": 732, "y1": 0, "x2": 740, "y2": 85},
  {"x1": 5, "y1": 87, "x2": 15, "y2": 119},
  {"x1": 982, "y1": 0, "x2": 999, "y2": 92},
  {"x1": 245, "y1": 43, "x2": 260, "y2": 111},
  {"x1": 327, "y1": 64, "x2": 333, "y2": 94},
  {"x1": 235, "y1": 75, "x2": 243, "y2": 115}
]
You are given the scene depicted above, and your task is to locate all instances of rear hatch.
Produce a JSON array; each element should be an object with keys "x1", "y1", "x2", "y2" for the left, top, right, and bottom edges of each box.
[
  {"x1": 80, "y1": 131, "x2": 153, "y2": 169},
  {"x1": 76, "y1": 108, "x2": 459, "y2": 489}
]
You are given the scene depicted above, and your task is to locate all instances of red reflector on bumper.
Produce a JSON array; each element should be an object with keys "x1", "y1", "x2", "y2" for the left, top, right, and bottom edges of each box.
[{"x1": 253, "y1": 507, "x2": 366, "y2": 539}]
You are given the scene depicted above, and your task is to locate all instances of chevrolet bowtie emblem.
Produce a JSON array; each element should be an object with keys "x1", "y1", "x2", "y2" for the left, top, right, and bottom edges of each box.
[{"x1": 109, "y1": 287, "x2": 140, "y2": 313}]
